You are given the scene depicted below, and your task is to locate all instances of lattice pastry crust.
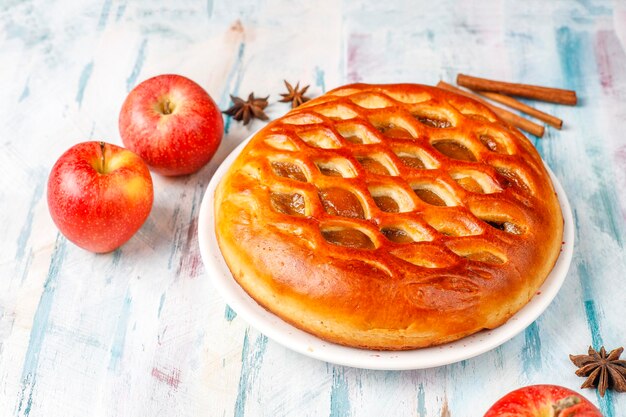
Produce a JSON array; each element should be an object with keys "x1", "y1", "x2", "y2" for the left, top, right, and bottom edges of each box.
[{"x1": 214, "y1": 83, "x2": 563, "y2": 350}]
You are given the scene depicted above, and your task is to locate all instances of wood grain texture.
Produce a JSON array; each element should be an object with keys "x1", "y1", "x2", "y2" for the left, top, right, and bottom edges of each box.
[{"x1": 0, "y1": 1, "x2": 624, "y2": 416}]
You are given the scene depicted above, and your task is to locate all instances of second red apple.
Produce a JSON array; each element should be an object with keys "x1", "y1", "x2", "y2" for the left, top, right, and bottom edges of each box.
[
  {"x1": 119, "y1": 74, "x2": 224, "y2": 176},
  {"x1": 47, "y1": 141, "x2": 153, "y2": 253}
]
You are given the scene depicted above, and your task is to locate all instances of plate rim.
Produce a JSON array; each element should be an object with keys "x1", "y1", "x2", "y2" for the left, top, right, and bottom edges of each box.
[{"x1": 198, "y1": 134, "x2": 575, "y2": 370}]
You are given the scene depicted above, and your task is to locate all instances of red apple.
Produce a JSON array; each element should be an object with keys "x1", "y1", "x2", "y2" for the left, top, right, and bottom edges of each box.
[
  {"x1": 47, "y1": 141, "x2": 153, "y2": 253},
  {"x1": 118, "y1": 74, "x2": 223, "y2": 176},
  {"x1": 484, "y1": 385, "x2": 602, "y2": 417}
]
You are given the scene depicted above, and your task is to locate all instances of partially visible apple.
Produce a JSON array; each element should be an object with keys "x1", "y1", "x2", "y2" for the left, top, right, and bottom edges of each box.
[
  {"x1": 47, "y1": 141, "x2": 153, "y2": 253},
  {"x1": 119, "y1": 74, "x2": 223, "y2": 176},
  {"x1": 484, "y1": 384, "x2": 602, "y2": 417}
]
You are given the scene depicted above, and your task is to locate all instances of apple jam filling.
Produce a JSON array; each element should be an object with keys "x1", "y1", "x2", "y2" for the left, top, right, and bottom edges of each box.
[
  {"x1": 373, "y1": 195, "x2": 400, "y2": 213},
  {"x1": 341, "y1": 134, "x2": 363, "y2": 144},
  {"x1": 398, "y1": 155, "x2": 426, "y2": 169},
  {"x1": 271, "y1": 161, "x2": 307, "y2": 182},
  {"x1": 315, "y1": 160, "x2": 356, "y2": 178},
  {"x1": 357, "y1": 157, "x2": 389, "y2": 175},
  {"x1": 337, "y1": 125, "x2": 380, "y2": 145},
  {"x1": 375, "y1": 123, "x2": 413, "y2": 139},
  {"x1": 432, "y1": 140, "x2": 477, "y2": 161},
  {"x1": 321, "y1": 228, "x2": 375, "y2": 249},
  {"x1": 413, "y1": 188, "x2": 446, "y2": 206},
  {"x1": 318, "y1": 187, "x2": 365, "y2": 219},
  {"x1": 318, "y1": 166, "x2": 342, "y2": 177},
  {"x1": 297, "y1": 130, "x2": 340, "y2": 149},
  {"x1": 454, "y1": 176, "x2": 484, "y2": 193},
  {"x1": 414, "y1": 114, "x2": 452, "y2": 128},
  {"x1": 483, "y1": 219, "x2": 523, "y2": 235},
  {"x1": 270, "y1": 192, "x2": 306, "y2": 216},
  {"x1": 381, "y1": 227, "x2": 413, "y2": 243},
  {"x1": 496, "y1": 167, "x2": 529, "y2": 192},
  {"x1": 463, "y1": 251, "x2": 505, "y2": 264},
  {"x1": 479, "y1": 134, "x2": 507, "y2": 153}
]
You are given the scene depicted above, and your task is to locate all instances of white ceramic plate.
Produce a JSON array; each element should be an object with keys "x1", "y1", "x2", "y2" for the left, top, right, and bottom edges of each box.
[{"x1": 198, "y1": 136, "x2": 574, "y2": 370}]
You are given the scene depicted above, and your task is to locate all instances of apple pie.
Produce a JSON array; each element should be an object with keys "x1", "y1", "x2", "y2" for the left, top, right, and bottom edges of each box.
[{"x1": 214, "y1": 83, "x2": 564, "y2": 350}]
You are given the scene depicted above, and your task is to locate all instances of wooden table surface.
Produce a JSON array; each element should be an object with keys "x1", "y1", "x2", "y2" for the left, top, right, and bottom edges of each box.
[{"x1": 1, "y1": 1, "x2": 625, "y2": 416}]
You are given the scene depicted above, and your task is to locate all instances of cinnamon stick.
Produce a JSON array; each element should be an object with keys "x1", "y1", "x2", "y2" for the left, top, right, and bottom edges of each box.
[
  {"x1": 476, "y1": 91, "x2": 563, "y2": 129},
  {"x1": 457, "y1": 74, "x2": 577, "y2": 105},
  {"x1": 436, "y1": 81, "x2": 545, "y2": 138}
]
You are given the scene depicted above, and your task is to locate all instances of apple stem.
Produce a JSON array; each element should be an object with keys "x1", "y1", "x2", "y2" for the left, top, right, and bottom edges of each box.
[
  {"x1": 99, "y1": 141, "x2": 106, "y2": 173},
  {"x1": 552, "y1": 395, "x2": 581, "y2": 417},
  {"x1": 162, "y1": 100, "x2": 172, "y2": 115}
]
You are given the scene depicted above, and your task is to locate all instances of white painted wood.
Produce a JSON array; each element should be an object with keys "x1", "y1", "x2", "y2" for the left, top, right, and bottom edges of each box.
[{"x1": 0, "y1": 1, "x2": 624, "y2": 416}]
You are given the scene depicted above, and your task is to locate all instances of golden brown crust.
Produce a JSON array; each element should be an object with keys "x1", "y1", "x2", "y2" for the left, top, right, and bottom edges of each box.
[{"x1": 214, "y1": 83, "x2": 564, "y2": 350}]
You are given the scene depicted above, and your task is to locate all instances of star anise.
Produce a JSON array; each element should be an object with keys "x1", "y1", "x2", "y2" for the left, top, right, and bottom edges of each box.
[
  {"x1": 570, "y1": 346, "x2": 626, "y2": 397},
  {"x1": 279, "y1": 80, "x2": 310, "y2": 108},
  {"x1": 223, "y1": 93, "x2": 269, "y2": 125}
]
